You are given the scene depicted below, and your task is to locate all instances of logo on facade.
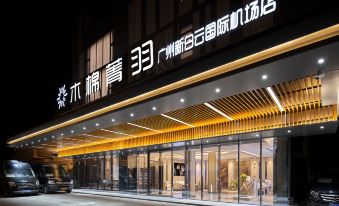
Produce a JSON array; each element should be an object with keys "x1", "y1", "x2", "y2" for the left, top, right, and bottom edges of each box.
[{"x1": 56, "y1": 84, "x2": 68, "y2": 109}]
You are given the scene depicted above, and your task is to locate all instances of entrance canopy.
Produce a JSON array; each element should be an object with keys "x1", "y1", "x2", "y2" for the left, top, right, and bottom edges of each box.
[{"x1": 7, "y1": 28, "x2": 339, "y2": 157}]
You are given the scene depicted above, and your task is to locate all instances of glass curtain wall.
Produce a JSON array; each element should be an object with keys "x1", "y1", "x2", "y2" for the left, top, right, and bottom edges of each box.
[{"x1": 72, "y1": 135, "x2": 287, "y2": 205}]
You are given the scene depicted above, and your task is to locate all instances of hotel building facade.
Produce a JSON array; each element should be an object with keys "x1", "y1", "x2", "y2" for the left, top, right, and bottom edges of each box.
[{"x1": 7, "y1": 0, "x2": 339, "y2": 205}]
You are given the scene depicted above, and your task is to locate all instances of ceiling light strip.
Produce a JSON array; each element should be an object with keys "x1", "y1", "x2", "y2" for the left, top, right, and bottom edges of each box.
[
  {"x1": 127, "y1": 122, "x2": 162, "y2": 133},
  {"x1": 266, "y1": 86, "x2": 284, "y2": 112},
  {"x1": 161, "y1": 114, "x2": 194, "y2": 127},
  {"x1": 82, "y1": 134, "x2": 112, "y2": 140},
  {"x1": 204, "y1": 102, "x2": 233, "y2": 121},
  {"x1": 101, "y1": 129, "x2": 137, "y2": 137}
]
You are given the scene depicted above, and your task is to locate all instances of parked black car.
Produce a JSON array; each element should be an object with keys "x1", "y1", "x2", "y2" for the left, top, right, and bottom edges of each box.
[
  {"x1": 309, "y1": 170, "x2": 339, "y2": 206},
  {"x1": 0, "y1": 160, "x2": 39, "y2": 196},
  {"x1": 31, "y1": 164, "x2": 73, "y2": 194}
]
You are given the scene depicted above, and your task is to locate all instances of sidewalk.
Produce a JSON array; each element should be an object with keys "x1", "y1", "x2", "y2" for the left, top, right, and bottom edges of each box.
[{"x1": 73, "y1": 189, "x2": 253, "y2": 206}]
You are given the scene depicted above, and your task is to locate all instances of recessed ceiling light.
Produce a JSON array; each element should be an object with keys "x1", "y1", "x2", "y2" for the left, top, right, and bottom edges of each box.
[
  {"x1": 186, "y1": 142, "x2": 189, "y2": 145},
  {"x1": 287, "y1": 130, "x2": 291, "y2": 133},
  {"x1": 111, "y1": 118, "x2": 115, "y2": 122},
  {"x1": 266, "y1": 86, "x2": 284, "y2": 112},
  {"x1": 44, "y1": 138, "x2": 47, "y2": 141},
  {"x1": 154, "y1": 146, "x2": 157, "y2": 149},
  {"x1": 180, "y1": 98, "x2": 185, "y2": 103},
  {"x1": 38, "y1": 140, "x2": 40, "y2": 142},
  {"x1": 204, "y1": 102, "x2": 234, "y2": 121},
  {"x1": 229, "y1": 137, "x2": 232, "y2": 140},
  {"x1": 320, "y1": 125, "x2": 324, "y2": 129},
  {"x1": 83, "y1": 127, "x2": 86, "y2": 130},
  {"x1": 61, "y1": 133, "x2": 64, "y2": 136},
  {"x1": 152, "y1": 106, "x2": 157, "y2": 111},
  {"x1": 95, "y1": 123, "x2": 100, "y2": 126},
  {"x1": 206, "y1": 140, "x2": 209, "y2": 143},
  {"x1": 262, "y1": 74, "x2": 268, "y2": 80},
  {"x1": 215, "y1": 88, "x2": 221, "y2": 93},
  {"x1": 256, "y1": 134, "x2": 259, "y2": 137},
  {"x1": 130, "y1": 113, "x2": 134, "y2": 117},
  {"x1": 52, "y1": 136, "x2": 55, "y2": 139},
  {"x1": 317, "y1": 58, "x2": 325, "y2": 64},
  {"x1": 71, "y1": 130, "x2": 74, "y2": 133}
]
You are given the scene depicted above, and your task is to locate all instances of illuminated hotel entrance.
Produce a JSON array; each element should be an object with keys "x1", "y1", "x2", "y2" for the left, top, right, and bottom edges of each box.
[{"x1": 7, "y1": 26, "x2": 339, "y2": 205}]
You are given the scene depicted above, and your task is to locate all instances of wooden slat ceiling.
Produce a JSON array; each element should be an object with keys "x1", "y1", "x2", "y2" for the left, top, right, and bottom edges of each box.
[{"x1": 38, "y1": 76, "x2": 331, "y2": 151}]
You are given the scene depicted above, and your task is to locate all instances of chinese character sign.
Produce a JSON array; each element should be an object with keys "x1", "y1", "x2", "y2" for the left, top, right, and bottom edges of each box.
[
  {"x1": 131, "y1": 40, "x2": 154, "y2": 76},
  {"x1": 157, "y1": 0, "x2": 276, "y2": 63}
]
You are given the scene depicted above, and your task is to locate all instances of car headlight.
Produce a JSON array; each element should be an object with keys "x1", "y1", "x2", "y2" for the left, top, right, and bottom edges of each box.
[
  {"x1": 36, "y1": 180, "x2": 40, "y2": 186},
  {"x1": 310, "y1": 190, "x2": 320, "y2": 201},
  {"x1": 70, "y1": 180, "x2": 73, "y2": 185},
  {"x1": 8, "y1": 181, "x2": 16, "y2": 187},
  {"x1": 48, "y1": 180, "x2": 55, "y2": 185}
]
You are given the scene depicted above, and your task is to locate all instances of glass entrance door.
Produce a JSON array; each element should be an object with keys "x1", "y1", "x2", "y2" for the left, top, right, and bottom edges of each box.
[
  {"x1": 160, "y1": 150, "x2": 172, "y2": 196},
  {"x1": 149, "y1": 150, "x2": 172, "y2": 196},
  {"x1": 186, "y1": 146, "x2": 202, "y2": 200},
  {"x1": 173, "y1": 148, "x2": 186, "y2": 198},
  {"x1": 239, "y1": 139, "x2": 261, "y2": 205}
]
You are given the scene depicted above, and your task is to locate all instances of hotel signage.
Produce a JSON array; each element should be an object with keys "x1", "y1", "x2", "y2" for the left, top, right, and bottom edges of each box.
[{"x1": 57, "y1": 0, "x2": 277, "y2": 110}]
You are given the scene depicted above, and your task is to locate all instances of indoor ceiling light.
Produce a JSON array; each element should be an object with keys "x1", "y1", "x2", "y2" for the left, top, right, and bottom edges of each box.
[
  {"x1": 152, "y1": 106, "x2": 157, "y2": 111},
  {"x1": 100, "y1": 129, "x2": 137, "y2": 137},
  {"x1": 95, "y1": 123, "x2": 100, "y2": 126},
  {"x1": 161, "y1": 114, "x2": 194, "y2": 127},
  {"x1": 111, "y1": 118, "x2": 115, "y2": 122},
  {"x1": 262, "y1": 74, "x2": 268, "y2": 80},
  {"x1": 215, "y1": 88, "x2": 221, "y2": 93},
  {"x1": 180, "y1": 98, "x2": 185, "y2": 103},
  {"x1": 127, "y1": 122, "x2": 162, "y2": 133},
  {"x1": 287, "y1": 130, "x2": 291, "y2": 133},
  {"x1": 266, "y1": 86, "x2": 284, "y2": 112},
  {"x1": 241, "y1": 150, "x2": 259, "y2": 157},
  {"x1": 71, "y1": 130, "x2": 74, "y2": 133},
  {"x1": 204, "y1": 102, "x2": 233, "y2": 121},
  {"x1": 82, "y1": 127, "x2": 86, "y2": 130},
  {"x1": 320, "y1": 125, "x2": 324, "y2": 129},
  {"x1": 130, "y1": 113, "x2": 134, "y2": 117}
]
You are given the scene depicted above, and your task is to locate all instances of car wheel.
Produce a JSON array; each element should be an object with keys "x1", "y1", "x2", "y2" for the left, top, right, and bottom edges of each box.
[
  {"x1": 43, "y1": 187, "x2": 49, "y2": 194},
  {"x1": 66, "y1": 189, "x2": 72, "y2": 193},
  {"x1": 3, "y1": 187, "x2": 11, "y2": 197}
]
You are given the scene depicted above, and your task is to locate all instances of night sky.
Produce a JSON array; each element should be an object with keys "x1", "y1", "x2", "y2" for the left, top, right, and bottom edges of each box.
[{"x1": 0, "y1": 3, "x2": 73, "y2": 159}]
